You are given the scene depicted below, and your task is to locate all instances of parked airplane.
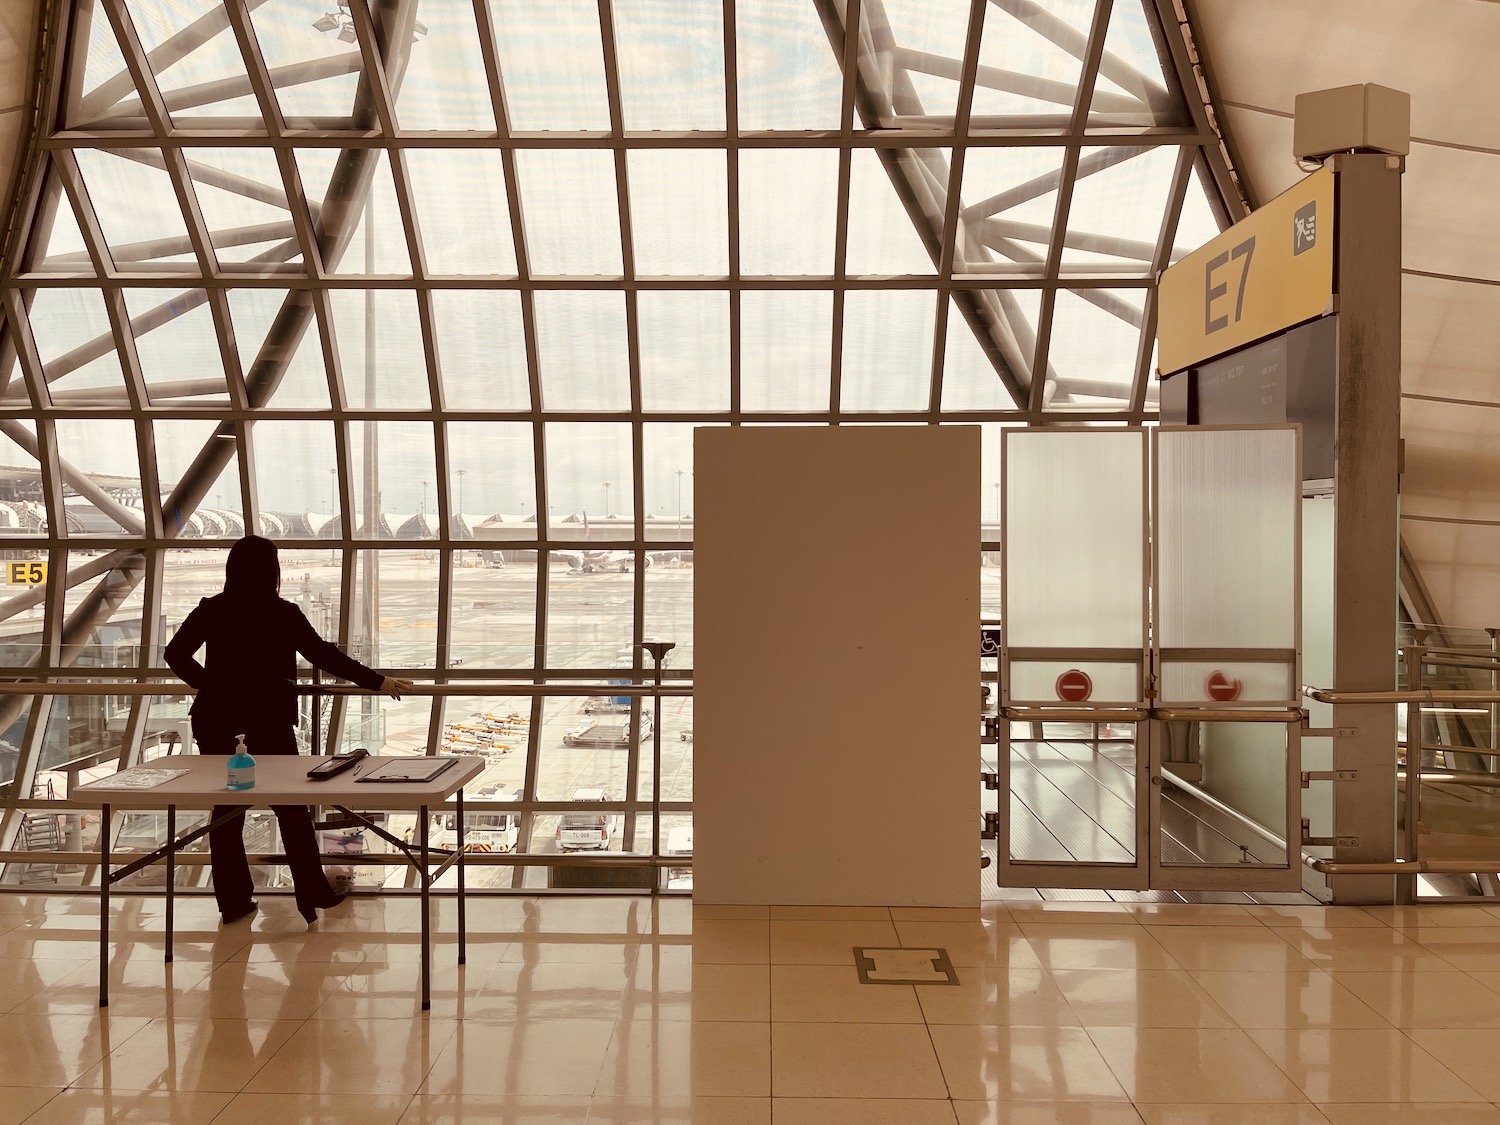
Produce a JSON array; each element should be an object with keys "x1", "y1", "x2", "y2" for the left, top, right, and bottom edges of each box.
[
  {"x1": 554, "y1": 511, "x2": 652, "y2": 572},
  {"x1": 555, "y1": 549, "x2": 647, "y2": 573}
]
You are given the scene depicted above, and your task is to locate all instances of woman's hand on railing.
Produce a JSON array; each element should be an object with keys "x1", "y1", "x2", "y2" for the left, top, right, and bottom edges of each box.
[{"x1": 381, "y1": 676, "x2": 415, "y2": 700}]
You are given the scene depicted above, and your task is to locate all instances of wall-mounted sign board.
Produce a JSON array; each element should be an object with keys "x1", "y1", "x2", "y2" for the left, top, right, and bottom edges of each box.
[
  {"x1": 5, "y1": 561, "x2": 45, "y2": 585},
  {"x1": 1157, "y1": 167, "x2": 1334, "y2": 377}
]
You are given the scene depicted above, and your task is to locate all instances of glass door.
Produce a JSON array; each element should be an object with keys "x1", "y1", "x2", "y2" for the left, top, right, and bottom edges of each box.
[
  {"x1": 1146, "y1": 715, "x2": 1304, "y2": 892},
  {"x1": 996, "y1": 428, "x2": 1151, "y2": 890},
  {"x1": 1148, "y1": 427, "x2": 1304, "y2": 893},
  {"x1": 998, "y1": 712, "x2": 1150, "y2": 890},
  {"x1": 994, "y1": 426, "x2": 1305, "y2": 895}
]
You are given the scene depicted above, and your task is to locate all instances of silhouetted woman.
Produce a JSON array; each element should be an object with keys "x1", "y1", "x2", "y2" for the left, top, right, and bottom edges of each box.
[{"x1": 165, "y1": 535, "x2": 411, "y2": 926}]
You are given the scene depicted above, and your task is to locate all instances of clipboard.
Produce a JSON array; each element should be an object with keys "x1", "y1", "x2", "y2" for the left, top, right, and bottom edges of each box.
[{"x1": 354, "y1": 757, "x2": 459, "y2": 784}]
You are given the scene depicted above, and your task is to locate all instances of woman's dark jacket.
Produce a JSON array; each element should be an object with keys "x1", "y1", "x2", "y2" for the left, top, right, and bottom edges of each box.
[{"x1": 164, "y1": 593, "x2": 384, "y2": 730}]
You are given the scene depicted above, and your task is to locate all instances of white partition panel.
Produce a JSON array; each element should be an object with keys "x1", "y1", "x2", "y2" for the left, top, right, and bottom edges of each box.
[{"x1": 693, "y1": 426, "x2": 979, "y2": 906}]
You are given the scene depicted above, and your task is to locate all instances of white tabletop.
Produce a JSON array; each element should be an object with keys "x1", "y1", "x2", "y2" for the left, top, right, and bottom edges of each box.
[{"x1": 71, "y1": 754, "x2": 487, "y2": 809}]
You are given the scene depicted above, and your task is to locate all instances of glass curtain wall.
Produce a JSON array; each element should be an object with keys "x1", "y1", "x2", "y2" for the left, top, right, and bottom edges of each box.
[{"x1": 0, "y1": 0, "x2": 1226, "y2": 888}]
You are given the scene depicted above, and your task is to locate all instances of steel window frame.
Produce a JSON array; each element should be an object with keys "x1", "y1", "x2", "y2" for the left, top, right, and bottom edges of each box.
[{"x1": 0, "y1": 0, "x2": 1240, "y2": 883}]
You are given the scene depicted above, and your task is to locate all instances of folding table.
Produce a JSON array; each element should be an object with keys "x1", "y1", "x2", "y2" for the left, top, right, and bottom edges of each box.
[{"x1": 74, "y1": 752, "x2": 486, "y2": 1010}]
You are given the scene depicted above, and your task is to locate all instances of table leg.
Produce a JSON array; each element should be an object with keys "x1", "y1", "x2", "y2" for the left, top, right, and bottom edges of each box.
[
  {"x1": 456, "y1": 788, "x2": 466, "y2": 966},
  {"x1": 99, "y1": 802, "x2": 110, "y2": 1008},
  {"x1": 165, "y1": 805, "x2": 175, "y2": 963},
  {"x1": 419, "y1": 803, "x2": 430, "y2": 1012}
]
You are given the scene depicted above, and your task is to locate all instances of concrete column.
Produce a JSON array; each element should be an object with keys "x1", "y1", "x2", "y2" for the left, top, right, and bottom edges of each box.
[{"x1": 1328, "y1": 152, "x2": 1404, "y2": 903}]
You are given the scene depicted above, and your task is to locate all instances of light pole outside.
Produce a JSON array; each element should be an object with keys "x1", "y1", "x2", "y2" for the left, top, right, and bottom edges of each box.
[
  {"x1": 328, "y1": 468, "x2": 338, "y2": 565},
  {"x1": 455, "y1": 468, "x2": 467, "y2": 561},
  {"x1": 675, "y1": 469, "x2": 684, "y2": 537},
  {"x1": 603, "y1": 481, "x2": 612, "y2": 518}
]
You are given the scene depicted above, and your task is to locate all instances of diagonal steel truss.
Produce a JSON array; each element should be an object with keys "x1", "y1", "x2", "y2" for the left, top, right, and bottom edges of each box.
[{"x1": 0, "y1": 0, "x2": 1239, "y2": 863}]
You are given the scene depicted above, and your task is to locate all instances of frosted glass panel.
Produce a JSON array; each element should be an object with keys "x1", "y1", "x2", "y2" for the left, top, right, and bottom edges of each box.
[
  {"x1": 1157, "y1": 428, "x2": 1298, "y2": 649},
  {"x1": 1009, "y1": 661, "x2": 1140, "y2": 705},
  {"x1": 1160, "y1": 662, "x2": 1293, "y2": 705},
  {"x1": 1003, "y1": 430, "x2": 1145, "y2": 649}
]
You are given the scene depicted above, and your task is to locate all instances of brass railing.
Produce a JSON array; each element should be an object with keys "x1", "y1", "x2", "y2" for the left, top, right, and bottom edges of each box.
[
  {"x1": 1302, "y1": 683, "x2": 1500, "y2": 890},
  {"x1": 0, "y1": 679, "x2": 692, "y2": 895}
]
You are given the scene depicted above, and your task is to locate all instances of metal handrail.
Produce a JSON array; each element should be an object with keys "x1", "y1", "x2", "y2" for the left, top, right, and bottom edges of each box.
[
  {"x1": 13, "y1": 682, "x2": 1500, "y2": 890},
  {"x1": 1296, "y1": 682, "x2": 1500, "y2": 882},
  {"x1": 0, "y1": 678, "x2": 692, "y2": 887},
  {"x1": 0, "y1": 681, "x2": 691, "y2": 698},
  {"x1": 1005, "y1": 692, "x2": 1500, "y2": 885},
  {"x1": 1000, "y1": 707, "x2": 1148, "y2": 722},
  {"x1": 1414, "y1": 743, "x2": 1500, "y2": 760},
  {"x1": 4, "y1": 850, "x2": 686, "y2": 869},
  {"x1": 1000, "y1": 703, "x2": 1305, "y2": 877},
  {"x1": 1153, "y1": 707, "x2": 1303, "y2": 723},
  {"x1": 1407, "y1": 769, "x2": 1500, "y2": 789},
  {"x1": 1406, "y1": 653, "x2": 1500, "y2": 672},
  {"x1": 1159, "y1": 767, "x2": 1288, "y2": 852},
  {"x1": 999, "y1": 704, "x2": 1443, "y2": 893},
  {"x1": 1304, "y1": 856, "x2": 1500, "y2": 875},
  {"x1": 1001, "y1": 705, "x2": 1301, "y2": 723},
  {"x1": 1303, "y1": 685, "x2": 1500, "y2": 704}
]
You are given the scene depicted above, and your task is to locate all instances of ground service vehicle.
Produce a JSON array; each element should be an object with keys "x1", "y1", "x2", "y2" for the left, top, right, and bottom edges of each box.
[
  {"x1": 556, "y1": 788, "x2": 618, "y2": 851},
  {"x1": 435, "y1": 789, "x2": 520, "y2": 853},
  {"x1": 665, "y1": 824, "x2": 693, "y2": 890},
  {"x1": 562, "y1": 712, "x2": 651, "y2": 748}
]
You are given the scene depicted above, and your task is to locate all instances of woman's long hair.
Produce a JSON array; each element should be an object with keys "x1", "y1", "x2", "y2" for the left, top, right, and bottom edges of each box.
[{"x1": 224, "y1": 535, "x2": 280, "y2": 601}]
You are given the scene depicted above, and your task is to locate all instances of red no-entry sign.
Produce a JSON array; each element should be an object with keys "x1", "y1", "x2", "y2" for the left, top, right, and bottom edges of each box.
[
  {"x1": 1206, "y1": 670, "x2": 1243, "y2": 701},
  {"x1": 1055, "y1": 669, "x2": 1093, "y2": 702}
]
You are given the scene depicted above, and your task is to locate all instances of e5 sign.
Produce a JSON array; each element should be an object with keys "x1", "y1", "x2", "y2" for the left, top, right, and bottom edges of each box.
[{"x1": 6, "y1": 561, "x2": 46, "y2": 585}]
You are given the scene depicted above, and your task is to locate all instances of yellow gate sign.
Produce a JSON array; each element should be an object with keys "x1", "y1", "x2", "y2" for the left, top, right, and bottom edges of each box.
[
  {"x1": 1157, "y1": 166, "x2": 1334, "y2": 376},
  {"x1": 5, "y1": 560, "x2": 46, "y2": 585}
]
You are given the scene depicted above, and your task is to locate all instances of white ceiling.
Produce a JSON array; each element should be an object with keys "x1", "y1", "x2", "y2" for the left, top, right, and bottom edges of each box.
[{"x1": 1190, "y1": 0, "x2": 1500, "y2": 628}]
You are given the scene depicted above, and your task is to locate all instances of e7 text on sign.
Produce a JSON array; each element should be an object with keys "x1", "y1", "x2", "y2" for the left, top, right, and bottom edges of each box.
[
  {"x1": 1205, "y1": 235, "x2": 1255, "y2": 334},
  {"x1": 1157, "y1": 167, "x2": 1334, "y2": 376}
]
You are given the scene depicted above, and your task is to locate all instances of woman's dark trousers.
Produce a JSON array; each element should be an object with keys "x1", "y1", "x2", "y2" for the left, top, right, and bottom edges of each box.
[{"x1": 193, "y1": 720, "x2": 335, "y2": 917}]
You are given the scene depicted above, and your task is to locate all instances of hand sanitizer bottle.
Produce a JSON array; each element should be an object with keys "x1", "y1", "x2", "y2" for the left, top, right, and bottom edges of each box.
[{"x1": 226, "y1": 734, "x2": 256, "y2": 791}]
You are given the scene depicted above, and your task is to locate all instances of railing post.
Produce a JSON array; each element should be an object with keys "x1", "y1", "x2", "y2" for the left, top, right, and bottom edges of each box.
[
  {"x1": 1397, "y1": 642, "x2": 1425, "y2": 905},
  {"x1": 640, "y1": 641, "x2": 675, "y2": 895},
  {"x1": 1488, "y1": 628, "x2": 1498, "y2": 763}
]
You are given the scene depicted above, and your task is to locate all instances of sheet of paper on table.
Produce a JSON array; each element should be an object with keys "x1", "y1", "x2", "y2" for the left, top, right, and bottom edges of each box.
[{"x1": 78, "y1": 767, "x2": 192, "y2": 791}]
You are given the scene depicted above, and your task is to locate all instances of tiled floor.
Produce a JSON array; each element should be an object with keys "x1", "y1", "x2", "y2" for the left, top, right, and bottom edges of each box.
[{"x1": 3, "y1": 893, "x2": 1500, "y2": 1122}]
